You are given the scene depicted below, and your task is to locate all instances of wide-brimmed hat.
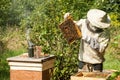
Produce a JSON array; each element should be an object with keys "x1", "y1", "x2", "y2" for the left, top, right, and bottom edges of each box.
[{"x1": 87, "y1": 9, "x2": 111, "y2": 28}]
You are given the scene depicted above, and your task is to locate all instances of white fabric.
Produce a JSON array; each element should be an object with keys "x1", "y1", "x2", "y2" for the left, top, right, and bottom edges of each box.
[
  {"x1": 64, "y1": 12, "x2": 71, "y2": 20},
  {"x1": 87, "y1": 9, "x2": 111, "y2": 28},
  {"x1": 75, "y1": 19, "x2": 110, "y2": 64}
]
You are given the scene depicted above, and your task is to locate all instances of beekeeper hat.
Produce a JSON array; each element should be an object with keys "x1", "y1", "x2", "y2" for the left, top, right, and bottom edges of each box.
[{"x1": 87, "y1": 9, "x2": 111, "y2": 28}]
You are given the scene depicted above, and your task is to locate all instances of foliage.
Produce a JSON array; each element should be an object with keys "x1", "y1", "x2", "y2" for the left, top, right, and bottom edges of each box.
[
  {"x1": 0, "y1": 0, "x2": 11, "y2": 26},
  {"x1": 0, "y1": 26, "x2": 26, "y2": 54},
  {"x1": 0, "y1": 49, "x2": 25, "y2": 80},
  {"x1": 110, "y1": 13, "x2": 120, "y2": 28},
  {"x1": 107, "y1": 71, "x2": 120, "y2": 80},
  {"x1": 91, "y1": 0, "x2": 120, "y2": 13}
]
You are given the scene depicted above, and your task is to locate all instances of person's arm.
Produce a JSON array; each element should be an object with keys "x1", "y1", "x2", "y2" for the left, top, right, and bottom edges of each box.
[
  {"x1": 74, "y1": 20, "x2": 83, "y2": 29},
  {"x1": 84, "y1": 30, "x2": 110, "y2": 53},
  {"x1": 98, "y1": 31, "x2": 110, "y2": 53},
  {"x1": 90, "y1": 31, "x2": 110, "y2": 53}
]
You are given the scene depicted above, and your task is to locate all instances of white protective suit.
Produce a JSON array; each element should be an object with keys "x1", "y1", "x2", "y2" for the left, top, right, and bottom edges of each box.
[{"x1": 74, "y1": 19, "x2": 110, "y2": 64}]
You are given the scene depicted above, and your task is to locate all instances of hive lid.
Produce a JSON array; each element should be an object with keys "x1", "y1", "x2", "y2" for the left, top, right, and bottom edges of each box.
[{"x1": 7, "y1": 53, "x2": 55, "y2": 63}]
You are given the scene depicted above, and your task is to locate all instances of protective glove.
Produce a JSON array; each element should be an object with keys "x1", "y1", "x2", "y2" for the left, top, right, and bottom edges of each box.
[{"x1": 64, "y1": 12, "x2": 72, "y2": 20}]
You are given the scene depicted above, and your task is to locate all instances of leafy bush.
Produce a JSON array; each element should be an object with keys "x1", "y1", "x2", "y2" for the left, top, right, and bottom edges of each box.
[{"x1": 107, "y1": 71, "x2": 120, "y2": 80}]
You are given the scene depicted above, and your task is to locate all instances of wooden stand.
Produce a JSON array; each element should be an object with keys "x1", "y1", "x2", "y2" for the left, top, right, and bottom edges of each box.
[
  {"x1": 71, "y1": 71, "x2": 112, "y2": 80},
  {"x1": 7, "y1": 53, "x2": 55, "y2": 80}
]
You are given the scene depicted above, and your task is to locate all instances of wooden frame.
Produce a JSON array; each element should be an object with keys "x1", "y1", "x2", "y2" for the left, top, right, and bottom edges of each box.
[{"x1": 59, "y1": 18, "x2": 81, "y2": 44}]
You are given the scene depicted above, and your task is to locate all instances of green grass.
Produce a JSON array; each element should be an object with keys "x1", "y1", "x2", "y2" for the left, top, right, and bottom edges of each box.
[
  {"x1": 104, "y1": 52, "x2": 120, "y2": 71},
  {"x1": 0, "y1": 49, "x2": 26, "y2": 80}
]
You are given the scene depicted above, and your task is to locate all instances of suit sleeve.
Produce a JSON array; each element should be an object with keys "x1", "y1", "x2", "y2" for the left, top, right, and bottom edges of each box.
[
  {"x1": 98, "y1": 30, "x2": 110, "y2": 53},
  {"x1": 74, "y1": 19, "x2": 83, "y2": 29}
]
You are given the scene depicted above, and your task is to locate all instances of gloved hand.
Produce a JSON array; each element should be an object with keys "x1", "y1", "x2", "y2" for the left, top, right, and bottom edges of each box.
[{"x1": 64, "y1": 12, "x2": 72, "y2": 20}]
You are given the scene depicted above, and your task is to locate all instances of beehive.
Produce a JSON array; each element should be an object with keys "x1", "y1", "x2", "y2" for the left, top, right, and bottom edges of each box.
[
  {"x1": 7, "y1": 53, "x2": 55, "y2": 80},
  {"x1": 71, "y1": 71, "x2": 111, "y2": 80}
]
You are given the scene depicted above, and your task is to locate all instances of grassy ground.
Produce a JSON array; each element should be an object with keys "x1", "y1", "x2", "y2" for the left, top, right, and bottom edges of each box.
[{"x1": 104, "y1": 52, "x2": 120, "y2": 71}]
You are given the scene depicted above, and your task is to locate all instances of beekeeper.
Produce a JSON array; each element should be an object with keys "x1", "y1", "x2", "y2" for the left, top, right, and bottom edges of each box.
[{"x1": 64, "y1": 9, "x2": 111, "y2": 72}]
